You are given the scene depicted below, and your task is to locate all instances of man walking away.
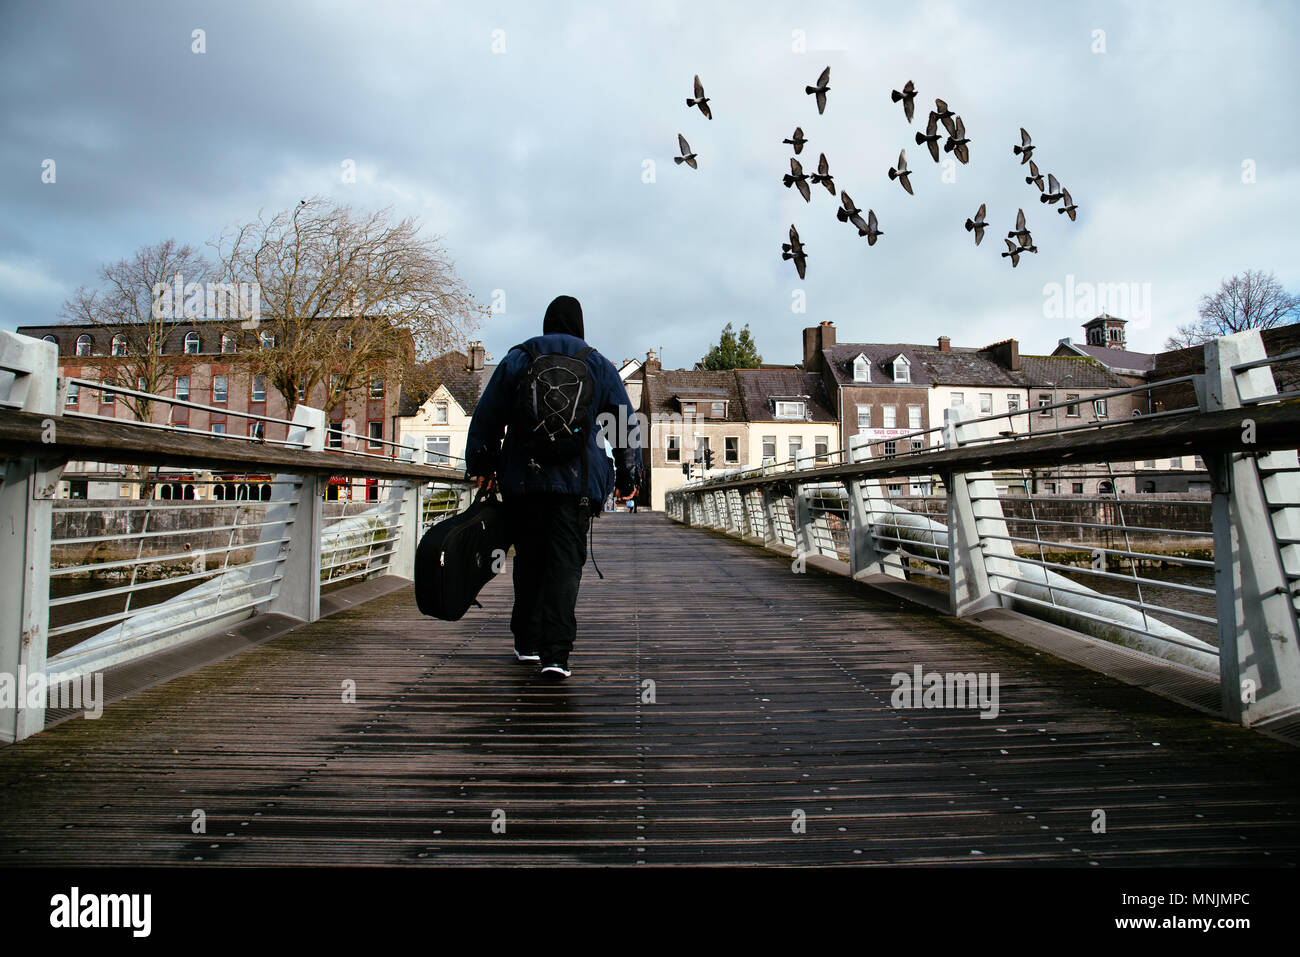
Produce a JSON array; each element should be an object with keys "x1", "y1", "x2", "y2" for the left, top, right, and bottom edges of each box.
[{"x1": 465, "y1": 295, "x2": 641, "y2": 681}]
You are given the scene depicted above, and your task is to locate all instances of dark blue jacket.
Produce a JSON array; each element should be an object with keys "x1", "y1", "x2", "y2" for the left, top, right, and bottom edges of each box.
[{"x1": 465, "y1": 333, "x2": 642, "y2": 503}]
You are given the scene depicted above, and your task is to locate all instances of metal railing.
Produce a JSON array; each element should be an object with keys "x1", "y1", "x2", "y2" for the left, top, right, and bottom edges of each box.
[
  {"x1": 0, "y1": 330, "x2": 474, "y2": 742},
  {"x1": 667, "y1": 331, "x2": 1300, "y2": 730}
]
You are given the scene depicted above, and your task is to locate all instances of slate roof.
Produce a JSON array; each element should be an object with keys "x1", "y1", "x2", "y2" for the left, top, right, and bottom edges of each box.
[
  {"x1": 910, "y1": 347, "x2": 1024, "y2": 388},
  {"x1": 734, "y1": 369, "x2": 837, "y2": 422},
  {"x1": 642, "y1": 369, "x2": 747, "y2": 422},
  {"x1": 1017, "y1": 355, "x2": 1130, "y2": 390},
  {"x1": 396, "y1": 350, "x2": 496, "y2": 416},
  {"x1": 1056, "y1": 340, "x2": 1156, "y2": 373},
  {"x1": 821, "y1": 344, "x2": 934, "y2": 386}
]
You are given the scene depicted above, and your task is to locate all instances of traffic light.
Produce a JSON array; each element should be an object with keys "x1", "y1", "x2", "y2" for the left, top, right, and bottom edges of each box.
[
  {"x1": 703, "y1": 448, "x2": 715, "y2": 470},
  {"x1": 682, "y1": 462, "x2": 691, "y2": 478}
]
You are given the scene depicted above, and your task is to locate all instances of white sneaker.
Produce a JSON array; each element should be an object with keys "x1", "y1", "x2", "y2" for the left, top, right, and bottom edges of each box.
[
  {"x1": 514, "y1": 648, "x2": 541, "y2": 663},
  {"x1": 540, "y1": 664, "x2": 571, "y2": 681}
]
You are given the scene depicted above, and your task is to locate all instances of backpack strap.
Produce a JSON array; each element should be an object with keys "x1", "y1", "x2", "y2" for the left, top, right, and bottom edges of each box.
[{"x1": 510, "y1": 341, "x2": 540, "y2": 361}]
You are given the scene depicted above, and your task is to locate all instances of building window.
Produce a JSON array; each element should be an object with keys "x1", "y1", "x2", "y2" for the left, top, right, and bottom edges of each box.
[
  {"x1": 911, "y1": 439, "x2": 924, "y2": 452},
  {"x1": 1038, "y1": 394, "x2": 1052, "y2": 415},
  {"x1": 101, "y1": 378, "x2": 116, "y2": 404},
  {"x1": 1072, "y1": 482, "x2": 1084, "y2": 494},
  {"x1": 367, "y1": 421, "x2": 383, "y2": 449},
  {"x1": 775, "y1": 400, "x2": 805, "y2": 419},
  {"x1": 1194, "y1": 455, "x2": 1204, "y2": 469},
  {"x1": 297, "y1": 377, "x2": 307, "y2": 401},
  {"x1": 111, "y1": 334, "x2": 127, "y2": 357},
  {"x1": 425, "y1": 435, "x2": 450, "y2": 465},
  {"x1": 882, "y1": 405, "x2": 896, "y2": 429},
  {"x1": 175, "y1": 376, "x2": 190, "y2": 401},
  {"x1": 762, "y1": 436, "x2": 777, "y2": 461},
  {"x1": 908, "y1": 405, "x2": 922, "y2": 430},
  {"x1": 248, "y1": 422, "x2": 264, "y2": 440},
  {"x1": 184, "y1": 331, "x2": 200, "y2": 355},
  {"x1": 328, "y1": 421, "x2": 344, "y2": 449},
  {"x1": 788, "y1": 436, "x2": 802, "y2": 461},
  {"x1": 979, "y1": 393, "x2": 993, "y2": 414},
  {"x1": 221, "y1": 334, "x2": 237, "y2": 354},
  {"x1": 213, "y1": 375, "x2": 228, "y2": 403},
  {"x1": 814, "y1": 436, "x2": 828, "y2": 460},
  {"x1": 433, "y1": 401, "x2": 449, "y2": 424},
  {"x1": 260, "y1": 331, "x2": 277, "y2": 349},
  {"x1": 1170, "y1": 456, "x2": 1183, "y2": 469},
  {"x1": 76, "y1": 335, "x2": 92, "y2": 357},
  {"x1": 725, "y1": 436, "x2": 739, "y2": 463},
  {"x1": 853, "y1": 355, "x2": 870, "y2": 382},
  {"x1": 1144, "y1": 459, "x2": 1156, "y2": 468},
  {"x1": 857, "y1": 405, "x2": 871, "y2": 430},
  {"x1": 666, "y1": 435, "x2": 680, "y2": 461},
  {"x1": 251, "y1": 375, "x2": 266, "y2": 402},
  {"x1": 370, "y1": 377, "x2": 384, "y2": 399},
  {"x1": 212, "y1": 422, "x2": 226, "y2": 436},
  {"x1": 1043, "y1": 481, "x2": 1057, "y2": 494},
  {"x1": 42, "y1": 334, "x2": 58, "y2": 348},
  {"x1": 892, "y1": 356, "x2": 910, "y2": 383},
  {"x1": 884, "y1": 440, "x2": 897, "y2": 458},
  {"x1": 1065, "y1": 394, "x2": 1080, "y2": 417},
  {"x1": 65, "y1": 383, "x2": 79, "y2": 406},
  {"x1": 711, "y1": 401, "x2": 725, "y2": 417},
  {"x1": 1008, "y1": 395, "x2": 1021, "y2": 413},
  {"x1": 950, "y1": 392, "x2": 964, "y2": 407},
  {"x1": 681, "y1": 401, "x2": 697, "y2": 417},
  {"x1": 1093, "y1": 398, "x2": 1108, "y2": 418},
  {"x1": 887, "y1": 483, "x2": 902, "y2": 495}
]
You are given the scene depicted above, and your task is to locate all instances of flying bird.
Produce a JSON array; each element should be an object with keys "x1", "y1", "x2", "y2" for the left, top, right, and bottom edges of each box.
[
  {"x1": 674, "y1": 134, "x2": 697, "y2": 169},
  {"x1": 783, "y1": 157, "x2": 812, "y2": 202},
  {"x1": 888, "y1": 149, "x2": 913, "y2": 195},
  {"x1": 810, "y1": 153, "x2": 836, "y2": 195},
  {"x1": 934, "y1": 98, "x2": 957, "y2": 135},
  {"x1": 836, "y1": 191, "x2": 869, "y2": 230},
  {"x1": 1057, "y1": 188, "x2": 1078, "y2": 221},
  {"x1": 1040, "y1": 173, "x2": 1064, "y2": 204},
  {"x1": 686, "y1": 75, "x2": 712, "y2": 120},
  {"x1": 861, "y1": 209, "x2": 883, "y2": 246},
  {"x1": 964, "y1": 203, "x2": 988, "y2": 245},
  {"x1": 1007, "y1": 207, "x2": 1034, "y2": 248},
  {"x1": 891, "y1": 80, "x2": 918, "y2": 123},
  {"x1": 782, "y1": 224, "x2": 808, "y2": 279},
  {"x1": 1002, "y1": 238, "x2": 1025, "y2": 267},
  {"x1": 1013, "y1": 128, "x2": 1034, "y2": 164},
  {"x1": 1025, "y1": 160, "x2": 1045, "y2": 192},
  {"x1": 783, "y1": 126, "x2": 807, "y2": 154},
  {"x1": 943, "y1": 115, "x2": 971, "y2": 164},
  {"x1": 915, "y1": 111, "x2": 941, "y2": 163},
  {"x1": 806, "y1": 66, "x2": 831, "y2": 115}
]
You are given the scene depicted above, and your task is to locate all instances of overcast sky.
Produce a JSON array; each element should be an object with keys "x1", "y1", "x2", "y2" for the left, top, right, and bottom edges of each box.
[{"x1": 2, "y1": 0, "x2": 1298, "y2": 368}]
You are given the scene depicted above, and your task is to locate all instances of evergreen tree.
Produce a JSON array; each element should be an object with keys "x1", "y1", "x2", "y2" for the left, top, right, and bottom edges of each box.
[{"x1": 701, "y1": 322, "x2": 763, "y2": 370}]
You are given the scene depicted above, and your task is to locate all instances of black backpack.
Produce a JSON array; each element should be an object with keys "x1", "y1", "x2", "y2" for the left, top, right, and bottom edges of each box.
[{"x1": 510, "y1": 342, "x2": 596, "y2": 467}]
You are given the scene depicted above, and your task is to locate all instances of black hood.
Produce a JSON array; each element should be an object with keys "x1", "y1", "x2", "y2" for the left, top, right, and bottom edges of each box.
[{"x1": 542, "y1": 295, "x2": 584, "y2": 340}]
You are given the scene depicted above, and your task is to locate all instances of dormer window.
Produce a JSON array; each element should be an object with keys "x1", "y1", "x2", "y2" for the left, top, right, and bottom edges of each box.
[
  {"x1": 892, "y1": 354, "x2": 911, "y2": 383},
  {"x1": 775, "y1": 400, "x2": 806, "y2": 419},
  {"x1": 853, "y1": 354, "x2": 871, "y2": 382}
]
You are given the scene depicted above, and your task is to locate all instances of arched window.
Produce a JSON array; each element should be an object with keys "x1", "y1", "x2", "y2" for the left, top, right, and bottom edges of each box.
[
  {"x1": 184, "y1": 331, "x2": 200, "y2": 355},
  {"x1": 260, "y1": 483, "x2": 272, "y2": 501},
  {"x1": 221, "y1": 334, "x2": 236, "y2": 354},
  {"x1": 212, "y1": 484, "x2": 225, "y2": 501},
  {"x1": 853, "y1": 354, "x2": 870, "y2": 382},
  {"x1": 111, "y1": 334, "x2": 127, "y2": 356},
  {"x1": 76, "y1": 334, "x2": 92, "y2": 357},
  {"x1": 42, "y1": 335, "x2": 57, "y2": 349}
]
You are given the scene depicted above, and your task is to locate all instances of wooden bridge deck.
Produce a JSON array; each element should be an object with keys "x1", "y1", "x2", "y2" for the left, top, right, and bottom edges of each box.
[{"x1": 1, "y1": 511, "x2": 1298, "y2": 866}]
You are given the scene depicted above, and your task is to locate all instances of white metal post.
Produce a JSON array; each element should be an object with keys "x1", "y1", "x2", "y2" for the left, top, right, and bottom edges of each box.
[
  {"x1": 256, "y1": 405, "x2": 326, "y2": 624},
  {"x1": 0, "y1": 332, "x2": 64, "y2": 742},
  {"x1": 846, "y1": 433, "x2": 896, "y2": 579},
  {"x1": 386, "y1": 441, "x2": 422, "y2": 581},
  {"x1": 1202, "y1": 331, "x2": 1300, "y2": 726},
  {"x1": 944, "y1": 405, "x2": 1017, "y2": 618}
]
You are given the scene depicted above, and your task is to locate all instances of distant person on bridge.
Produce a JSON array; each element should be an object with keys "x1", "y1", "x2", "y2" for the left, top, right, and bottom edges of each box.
[{"x1": 466, "y1": 294, "x2": 642, "y2": 681}]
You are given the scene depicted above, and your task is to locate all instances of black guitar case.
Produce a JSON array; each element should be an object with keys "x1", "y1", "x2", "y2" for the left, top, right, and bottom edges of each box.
[{"x1": 413, "y1": 490, "x2": 512, "y2": 621}]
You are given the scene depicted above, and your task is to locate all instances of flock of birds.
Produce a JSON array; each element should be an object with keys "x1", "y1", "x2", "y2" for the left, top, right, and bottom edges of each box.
[{"x1": 673, "y1": 70, "x2": 1081, "y2": 279}]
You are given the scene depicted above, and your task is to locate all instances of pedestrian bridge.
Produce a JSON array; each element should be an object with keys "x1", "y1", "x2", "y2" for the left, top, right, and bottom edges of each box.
[{"x1": 1, "y1": 327, "x2": 1299, "y2": 865}]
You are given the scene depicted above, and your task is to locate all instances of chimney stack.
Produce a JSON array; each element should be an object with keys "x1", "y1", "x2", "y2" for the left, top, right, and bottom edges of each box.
[
  {"x1": 802, "y1": 321, "x2": 836, "y2": 371},
  {"x1": 467, "y1": 341, "x2": 485, "y2": 371},
  {"x1": 938, "y1": 336, "x2": 951, "y2": 352},
  {"x1": 645, "y1": 348, "x2": 661, "y2": 374},
  {"x1": 981, "y1": 338, "x2": 1020, "y2": 372}
]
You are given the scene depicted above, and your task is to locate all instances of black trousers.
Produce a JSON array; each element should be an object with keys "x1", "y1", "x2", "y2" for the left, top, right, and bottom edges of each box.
[{"x1": 506, "y1": 493, "x2": 590, "y2": 666}]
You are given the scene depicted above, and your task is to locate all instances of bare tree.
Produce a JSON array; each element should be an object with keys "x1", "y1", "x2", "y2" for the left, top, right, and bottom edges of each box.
[
  {"x1": 61, "y1": 240, "x2": 215, "y2": 421},
  {"x1": 1164, "y1": 269, "x2": 1300, "y2": 350},
  {"x1": 216, "y1": 197, "x2": 486, "y2": 418}
]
